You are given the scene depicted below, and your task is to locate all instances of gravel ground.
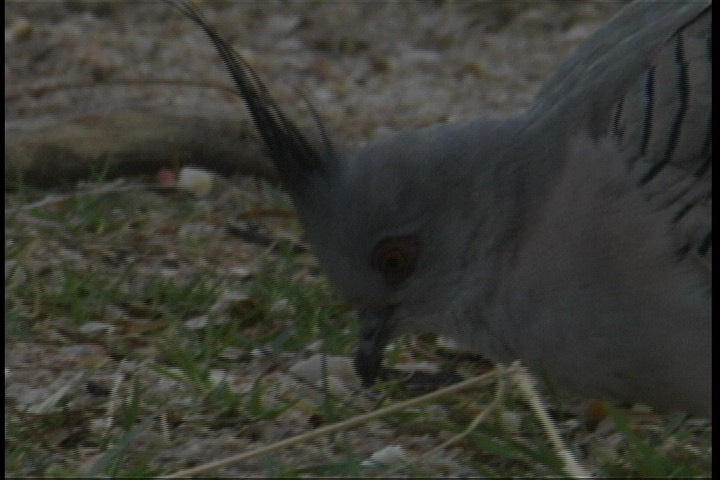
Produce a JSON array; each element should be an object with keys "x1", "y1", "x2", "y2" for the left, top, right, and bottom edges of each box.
[
  {"x1": 16, "y1": 2, "x2": 711, "y2": 478},
  {"x1": 6, "y1": 1, "x2": 627, "y2": 183}
]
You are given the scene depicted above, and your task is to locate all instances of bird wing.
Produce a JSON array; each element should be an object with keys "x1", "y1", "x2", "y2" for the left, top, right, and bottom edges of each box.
[{"x1": 535, "y1": 1, "x2": 711, "y2": 270}]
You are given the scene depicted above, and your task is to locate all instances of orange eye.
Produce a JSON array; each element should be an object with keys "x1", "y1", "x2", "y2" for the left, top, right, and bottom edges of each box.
[
  {"x1": 382, "y1": 250, "x2": 408, "y2": 272},
  {"x1": 370, "y1": 235, "x2": 420, "y2": 287}
]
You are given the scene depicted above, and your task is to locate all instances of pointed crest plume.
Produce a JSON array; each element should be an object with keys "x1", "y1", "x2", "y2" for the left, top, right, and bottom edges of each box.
[{"x1": 168, "y1": 0, "x2": 335, "y2": 190}]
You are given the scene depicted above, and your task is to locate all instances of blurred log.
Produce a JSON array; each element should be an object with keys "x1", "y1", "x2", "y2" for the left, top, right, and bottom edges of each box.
[{"x1": 5, "y1": 109, "x2": 277, "y2": 189}]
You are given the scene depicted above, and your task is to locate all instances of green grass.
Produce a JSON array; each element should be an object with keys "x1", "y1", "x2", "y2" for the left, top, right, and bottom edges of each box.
[{"x1": 5, "y1": 177, "x2": 711, "y2": 477}]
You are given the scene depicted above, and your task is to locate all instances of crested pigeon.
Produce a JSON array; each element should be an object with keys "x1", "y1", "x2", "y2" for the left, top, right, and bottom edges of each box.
[{"x1": 170, "y1": 0, "x2": 712, "y2": 415}]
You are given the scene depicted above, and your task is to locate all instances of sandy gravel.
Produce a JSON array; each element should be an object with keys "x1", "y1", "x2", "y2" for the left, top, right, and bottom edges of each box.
[
  {"x1": 6, "y1": 1, "x2": 627, "y2": 182},
  {"x1": 13, "y1": 2, "x2": 686, "y2": 477}
]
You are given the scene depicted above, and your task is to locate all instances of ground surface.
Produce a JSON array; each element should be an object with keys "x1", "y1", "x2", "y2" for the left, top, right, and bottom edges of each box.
[{"x1": 5, "y1": 1, "x2": 711, "y2": 477}]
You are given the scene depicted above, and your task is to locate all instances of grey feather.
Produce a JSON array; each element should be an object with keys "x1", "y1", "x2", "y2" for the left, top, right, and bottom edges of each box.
[{"x1": 172, "y1": 0, "x2": 711, "y2": 415}]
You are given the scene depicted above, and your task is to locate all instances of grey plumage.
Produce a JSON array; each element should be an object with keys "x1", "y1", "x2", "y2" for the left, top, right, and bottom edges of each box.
[{"x1": 171, "y1": 0, "x2": 711, "y2": 415}]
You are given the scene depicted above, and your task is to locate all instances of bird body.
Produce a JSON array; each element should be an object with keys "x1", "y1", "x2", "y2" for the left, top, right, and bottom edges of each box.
[{"x1": 172, "y1": 0, "x2": 711, "y2": 415}]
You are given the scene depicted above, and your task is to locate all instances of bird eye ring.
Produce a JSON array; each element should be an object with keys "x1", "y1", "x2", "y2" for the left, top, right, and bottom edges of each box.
[{"x1": 370, "y1": 235, "x2": 420, "y2": 287}]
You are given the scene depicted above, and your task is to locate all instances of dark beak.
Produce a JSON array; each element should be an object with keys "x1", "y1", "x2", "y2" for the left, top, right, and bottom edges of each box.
[{"x1": 354, "y1": 307, "x2": 395, "y2": 387}]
